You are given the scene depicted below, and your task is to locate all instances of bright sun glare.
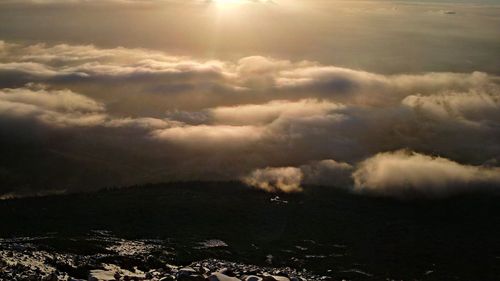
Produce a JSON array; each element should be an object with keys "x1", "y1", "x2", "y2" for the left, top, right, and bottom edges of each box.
[{"x1": 213, "y1": 0, "x2": 245, "y2": 5}]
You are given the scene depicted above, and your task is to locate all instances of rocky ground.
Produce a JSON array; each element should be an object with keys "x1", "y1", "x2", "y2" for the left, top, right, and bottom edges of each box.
[
  {"x1": 2, "y1": 184, "x2": 499, "y2": 281},
  {"x1": 0, "y1": 252, "x2": 324, "y2": 281},
  {"x1": 0, "y1": 235, "x2": 330, "y2": 281}
]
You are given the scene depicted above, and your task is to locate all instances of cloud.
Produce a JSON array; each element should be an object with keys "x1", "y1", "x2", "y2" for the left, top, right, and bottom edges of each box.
[
  {"x1": 1, "y1": 42, "x2": 498, "y2": 115},
  {"x1": 353, "y1": 150, "x2": 500, "y2": 198},
  {"x1": 242, "y1": 167, "x2": 303, "y2": 193},
  {"x1": 402, "y1": 90, "x2": 500, "y2": 124},
  {"x1": 243, "y1": 159, "x2": 353, "y2": 193},
  {"x1": 0, "y1": 85, "x2": 106, "y2": 127},
  {"x1": 151, "y1": 124, "x2": 264, "y2": 148},
  {"x1": 210, "y1": 99, "x2": 344, "y2": 126},
  {"x1": 0, "y1": 41, "x2": 499, "y2": 198},
  {"x1": 0, "y1": 85, "x2": 103, "y2": 113},
  {"x1": 301, "y1": 160, "x2": 353, "y2": 187},
  {"x1": 244, "y1": 151, "x2": 500, "y2": 198}
]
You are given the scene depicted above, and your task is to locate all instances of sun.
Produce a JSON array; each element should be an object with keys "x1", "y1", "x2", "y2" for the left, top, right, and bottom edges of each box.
[
  {"x1": 211, "y1": 0, "x2": 246, "y2": 6},
  {"x1": 208, "y1": 0, "x2": 249, "y2": 13}
]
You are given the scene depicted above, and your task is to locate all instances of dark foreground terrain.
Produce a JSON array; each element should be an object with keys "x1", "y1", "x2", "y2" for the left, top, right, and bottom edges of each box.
[{"x1": 0, "y1": 182, "x2": 499, "y2": 280}]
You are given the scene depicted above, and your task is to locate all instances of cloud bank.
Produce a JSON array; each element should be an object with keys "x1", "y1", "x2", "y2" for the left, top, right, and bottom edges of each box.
[
  {"x1": 352, "y1": 150, "x2": 500, "y2": 198},
  {"x1": 0, "y1": 41, "x2": 499, "y2": 198}
]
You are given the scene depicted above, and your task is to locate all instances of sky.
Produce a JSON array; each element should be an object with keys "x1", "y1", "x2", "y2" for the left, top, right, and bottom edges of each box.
[{"x1": 0, "y1": 0, "x2": 499, "y2": 198}]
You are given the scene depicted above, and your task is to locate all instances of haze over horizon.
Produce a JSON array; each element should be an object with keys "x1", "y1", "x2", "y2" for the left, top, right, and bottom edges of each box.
[{"x1": 0, "y1": 0, "x2": 499, "y2": 199}]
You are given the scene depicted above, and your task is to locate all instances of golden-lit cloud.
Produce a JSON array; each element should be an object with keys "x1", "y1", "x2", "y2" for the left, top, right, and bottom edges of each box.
[
  {"x1": 243, "y1": 167, "x2": 304, "y2": 193},
  {"x1": 152, "y1": 124, "x2": 264, "y2": 148},
  {"x1": 210, "y1": 99, "x2": 344, "y2": 126},
  {"x1": 353, "y1": 150, "x2": 500, "y2": 198},
  {"x1": 0, "y1": 85, "x2": 106, "y2": 127},
  {"x1": 0, "y1": 41, "x2": 499, "y2": 198}
]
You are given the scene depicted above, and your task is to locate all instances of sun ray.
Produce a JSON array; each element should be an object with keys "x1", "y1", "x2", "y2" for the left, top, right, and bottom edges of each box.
[{"x1": 211, "y1": 0, "x2": 245, "y2": 5}]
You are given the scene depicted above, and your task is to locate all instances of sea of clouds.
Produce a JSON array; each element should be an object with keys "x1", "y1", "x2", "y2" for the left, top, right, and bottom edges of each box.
[{"x1": 0, "y1": 40, "x2": 499, "y2": 198}]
